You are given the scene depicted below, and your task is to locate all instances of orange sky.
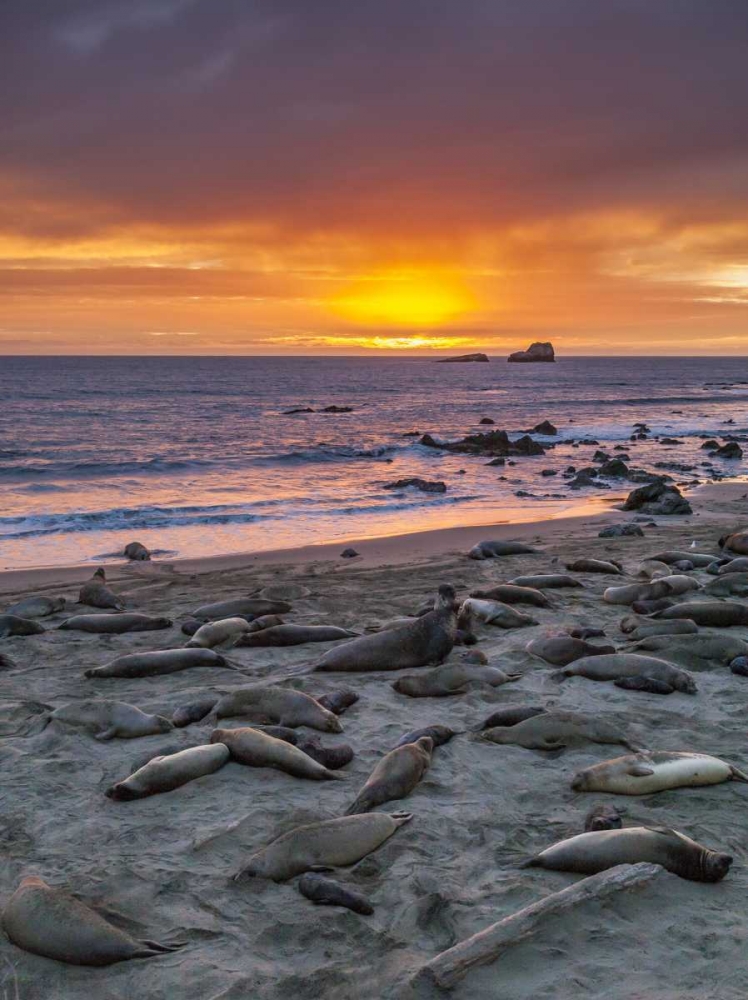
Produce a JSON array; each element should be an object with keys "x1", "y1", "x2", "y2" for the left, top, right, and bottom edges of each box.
[{"x1": 3, "y1": 1, "x2": 748, "y2": 355}]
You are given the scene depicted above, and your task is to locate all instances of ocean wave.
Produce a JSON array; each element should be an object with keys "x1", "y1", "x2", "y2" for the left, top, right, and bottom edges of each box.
[
  {"x1": 0, "y1": 456, "x2": 221, "y2": 481},
  {"x1": 257, "y1": 444, "x2": 398, "y2": 465}
]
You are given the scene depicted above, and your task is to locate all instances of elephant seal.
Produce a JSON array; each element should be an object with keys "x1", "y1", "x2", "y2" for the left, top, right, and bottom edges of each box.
[
  {"x1": 630, "y1": 633, "x2": 747, "y2": 669},
  {"x1": 1, "y1": 875, "x2": 185, "y2": 965},
  {"x1": 251, "y1": 726, "x2": 354, "y2": 769},
  {"x1": 317, "y1": 689, "x2": 359, "y2": 715},
  {"x1": 462, "y1": 598, "x2": 537, "y2": 629},
  {"x1": 59, "y1": 613, "x2": 171, "y2": 633},
  {"x1": 393, "y1": 663, "x2": 519, "y2": 697},
  {"x1": 245, "y1": 614, "x2": 286, "y2": 632},
  {"x1": 186, "y1": 617, "x2": 253, "y2": 648},
  {"x1": 730, "y1": 656, "x2": 748, "y2": 677},
  {"x1": 78, "y1": 568, "x2": 124, "y2": 610},
  {"x1": 567, "y1": 626, "x2": 606, "y2": 639},
  {"x1": 210, "y1": 726, "x2": 344, "y2": 781},
  {"x1": 468, "y1": 540, "x2": 537, "y2": 559},
  {"x1": 313, "y1": 585, "x2": 457, "y2": 672},
  {"x1": 571, "y1": 750, "x2": 748, "y2": 794},
  {"x1": 477, "y1": 710, "x2": 638, "y2": 752},
  {"x1": 346, "y1": 737, "x2": 432, "y2": 814},
  {"x1": 554, "y1": 653, "x2": 696, "y2": 693},
  {"x1": 85, "y1": 648, "x2": 228, "y2": 678},
  {"x1": 654, "y1": 601, "x2": 748, "y2": 627},
  {"x1": 718, "y1": 557, "x2": 748, "y2": 575},
  {"x1": 5, "y1": 596, "x2": 65, "y2": 618},
  {"x1": 172, "y1": 696, "x2": 219, "y2": 727},
  {"x1": 0, "y1": 614, "x2": 44, "y2": 637},
  {"x1": 584, "y1": 804, "x2": 623, "y2": 831},
  {"x1": 107, "y1": 743, "x2": 230, "y2": 800},
  {"x1": 636, "y1": 560, "x2": 671, "y2": 580},
  {"x1": 469, "y1": 585, "x2": 550, "y2": 608},
  {"x1": 523, "y1": 828, "x2": 732, "y2": 882},
  {"x1": 648, "y1": 550, "x2": 718, "y2": 568},
  {"x1": 619, "y1": 618, "x2": 698, "y2": 639},
  {"x1": 525, "y1": 636, "x2": 615, "y2": 666},
  {"x1": 234, "y1": 811, "x2": 413, "y2": 882},
  {"x1": 566, "y1": 559, "x2": 621, "y2": 575},
  {"x1": 191, "y1": 597, "x2": 291, "y2": 620},
  {"x1": 479, "y1": 705, "x2": 545, "y2": 730},
  {"x1": 631, "y1": 598, "x2": 674, "y2": 615},
  {"x1": 393, "y1": 724, "x2": 463, "y2": 749},
  {"x1": 298, "y1": 874, "x2": 374, "y2": 915},
  {"x1": 603, "y1": 576, "x2": 699, "y2": 606},
  {"x1": 235, "y1": 624, "x2": 358, "y2": 647},
  {"x1": 703, "y1": 573, "x2": 748, "y2": 597},
  {"x1": 212, "y1": 685, "x2": 343, "y2": 733},
  {"x1": 48, "y1": 699, "x2": 173, "y2": 740},
  {"x1": 180, "y1": 617, "x2": 203, "y2": 636},
  {"x1": 508, "y1": 574, "x2": 583, "y2": 589},
  {"x1": 720, "y1": 531, "x2": 748, "y2": 555},
  {"x1": 124, "y1": 541, "x2": 150, "y2": 561},
  {"x1": 614, "y1": 676, "x2": 674, "y2": 695}
]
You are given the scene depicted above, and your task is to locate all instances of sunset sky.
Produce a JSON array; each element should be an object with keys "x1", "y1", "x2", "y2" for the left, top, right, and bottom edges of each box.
[{"x1": 3, "y1": 1, "x2": 748, "y2": 355}]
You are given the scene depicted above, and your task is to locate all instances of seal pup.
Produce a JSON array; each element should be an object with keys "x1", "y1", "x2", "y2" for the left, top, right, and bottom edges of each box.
[
  {"x1": 654, "y1": 601, "x2": 748, "y2": 627},
  {"x1": 614, "y1": 676, "x2": 674, "y2": 695},
  {"x1": 212, "y1": 685, "x2": 343, "y2": 733},
  {"x1": 172, "y1": 696, "x2": 219, "y2": 727},
  {"x1": 250, "y1": 726, "x2": 354, "y2": 769},
  {"x1": 124, "y1": 541, "x2": 150, "y2": 561},
  {"x1": 461, "y1": 598, "x2": 537, "y2": 629},
  {"x1": 619, "y1": 618, "x2": 698, "y2": 639},
  {"x1": 566, "y1": 559, "x2": 622, "y2": 575},
  {"x1": 631, "y1": 598, "x2": 674, "y2": 615},
  {"x1": 186, "y1": 617, "x2": 253, "y2": 648},
  {"x1": 191, "y1": 597, "x2": 291, "y2": 620},
  {"x1": 720, "y1": 531, "x2": 748, "y2": 555},
  {"x1": 393, "y1": 724, "x2": 463, "y2": 749},
  {"x1": 313, "y1": 584, "x2": 458, "y2": 672},
  {"x1": 5, "y1": 596, "x2": 65, "y2": 618},
  {"x1": 1, "y1": 875, "x2": 185, "y2": 965},
  {"x1": 210, "y1": 726, "x2": 344, "y2": 781},
  {"x1": 59, "y1": 613, "x2": 171, "y2": 633},
  {"x1": 78, "y1": 568, "x2": 124, "y2": 610},
  {"x1": 245, "y1": 614, "x2": 286, "y2": 632},
  {"x1": 522, "y1": 828, "x2": 732, "y2": 882},
  {"x1": 298, "y1": 874, "x2": 374, "y2": 915},
  {"x1": 525, "y1": 636, "x2": 615, "y2": 666},
  {"x1": 584, "y1": 804, "x2": 624, "y2": 831},
  {"x1": 85, "y1": 648, "x2": 229, "y2": 678},
  {"x1": 107, "y1": 743, "x2": 230, "y2": 800},
  {"x1": 554, "y1": 653, "x2": 696, "y2": 694},
  {"x1": 567, "y1": 626, "x2": 606, "y2": 639},
  {"x1": 468, "y1": 540, "x2": 537, "y2": 559},
  {"x1": 478, "y1": 705, "x2": 546, "y2": 729},
  {"x1": 478, "y1": 710, "x2": 639, "y2": 752},
  {"x1": 508, "y1": 574, "x2": 583, "y2": 589},
  {"x1": 0, "y1": 614, "x2": 45, "y2": 638},
  {"x1": 235, "y1": 624, "x2": 359, "y2": 647},
  {"x1": 346, "y1": 737, "x2": 432, "y2": 814},
  {"x1": 47, "y1": 699, "x2": 173, "y2": 740},
  {"x1": 234, "y1": 811, "x2": 413, "y2": 882},
  {"x1": 317, "y1": 689, "x2": 359, "y2": 715},
  {"x1": 571, "y1": 750, "x2": 748, "y2": 794},
  {"x1": 392, "y1": 663, "x2": 519, "y2": 697}
]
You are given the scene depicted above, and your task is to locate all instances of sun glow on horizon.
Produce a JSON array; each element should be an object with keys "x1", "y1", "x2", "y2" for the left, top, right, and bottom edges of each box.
[{"x1": 329, "y1": 271, "x2": 477, "y2": 328}]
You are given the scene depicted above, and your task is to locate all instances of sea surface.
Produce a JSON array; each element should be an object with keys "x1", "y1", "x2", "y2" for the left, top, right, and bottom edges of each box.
[{"x1": 1, "y1": 355, "x2": 747, "y2": 570}]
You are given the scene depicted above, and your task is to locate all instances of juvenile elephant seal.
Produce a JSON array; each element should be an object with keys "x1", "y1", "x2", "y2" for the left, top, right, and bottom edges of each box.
[
  {"x1": 614, "y1": 676, "x2": 674, "y2": 695},
  {"x1": 479, "y1": 705, "x2": 545, "y2": 729},
  {"x1": 48, "y1": 699, "x2": 173, "y2": 740},
  {"x1": 603, "y1": 576, "x2": 698, "y2": 606},
  {"x1": 636, "y1": 560, "x2": 671, "y2": 580},
  {"x1": 620, "y1": 618, "x2": 698, "y2": 639},
  {"x1": 478, "y1": 710, "x2": 638, "y2": 752},
  {"x1": 252, "y1": 726, "x2": 354, "y2": 769},
  {"x1": 468, "y1": 540, "x2": 537, "y2": 559},
  {"x1": 298, "y1": 874, "x2": 374, "y2": 915},
  {"x1": 0, "y1": 614, "x2": 44, "y2": 637},
  {"x1": 523, "y1": 828, "x2": 732, "y2": 882},
  {"x1": 469, "y1": 585, "x2": 550, "y2": 608},
  {"x1": 5, "y1": 596, "x2": 65, "y2": 618},
  {"x1": 571, "y1": 750, "x2": 748, "y2": 794},
  {"x1": 317, "y1": 689, "x2": 359, "y2": 715},
  {"x1": 124, "y1": 541, "x2": 151, "y2": 561},
  {"x1": 461, "y1": 598, "x2": 537, "y2": 629},
  {"x1": 346, "y1": 737, "x2": 432, "y2": 814},
  {"x1": 78, "y1": 568, "x2": 124, "y2": 610},
  {"x1": 508, "y1": 574, "x2": 583, "y2": 589},
  {"x1": 393, "y1": 724, "x2": 463, "y2": 749},
  {"x1": 172, "y1": 696, "x2": 219, "y2": 727},
  {"x1": 245, "y1": 614, "x2": 286, "y2": 632},
  {"x1": 566, "y1": 559, "x2": 621, "y2": 575},
  {"x1": 235, "y1": 624, "x2": 358, "y2": 647},
  {"x1": 630, "y1": 633, "x2": 747, "y2": 669},
  {"x1": 554, "y1": 653, "x2": 696, "y2": 694},
  {"x1": 186, "y1": 616, "x2": 253, "y2": 648},
  {"x1": 703, "y1": 573, "x2": 748, "y2": 597},
  {"x1": 192, "y1": 597, "x2": 291, "y2": 620},
  {"x1": 648, "y1": 550, "x2": 718, "y2": 568},
  {"x1": 107, "y1": 743, "x2": 230, "y2": 800},
  {"x1": 211, "y1": 726, "x2": 343, "y2": 781},
  {"x1": 180, "y1": 617, "x2": 203, "y2": 636},
  {"x1": 212, "y1": 685, "x2": 343, "y2": 733},
  {"x1": 731, "y1": 656, "x2": 748, "y2": 677},
  {"x1": 85, "y1": 648, "x2": 228, "y2": 678},
  {"x1": 393, "y1": 663, "x2": 519, "y2": 697},
  {"x1": 59, "y1": 613, "x2": 171, "y2": 633},
  {"x1": 313, "y1": 585, "x2": 457, "y2": 672},
  {"x1": 720, "y1": 531, "x2": 748, "y2": 555},
  {"x1": 234, "y1": 811, "x2": 413, "y2": 882},
  {"x1": 1, "y1": 875, "x2": 185, "y2": 965},
  {"x1": 584, "y1": 804, "x2": 623, "y2": 831},
  {"x1": 717, "y1": 557, "x2": 748, "y2": 575},
  {"x1": 525, "y1": 636, "x2": 615, "y2": 666},
  {"x1": 654, "y1": 601, "x2": 748, "y2": 627}
]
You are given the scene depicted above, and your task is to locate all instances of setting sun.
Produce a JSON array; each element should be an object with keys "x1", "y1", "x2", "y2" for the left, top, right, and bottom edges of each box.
[{"x1": 330, "y1": 273, "x2": 477, "y2": 328}]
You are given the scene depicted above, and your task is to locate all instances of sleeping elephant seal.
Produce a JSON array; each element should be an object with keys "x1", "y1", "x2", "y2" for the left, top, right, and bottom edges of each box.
[
  {"x1": 525, "y1": 635, "x2": 615, "y2": 666},
  {"x1": 186, "y1": 617, "x2": 252, "y2": 648},
  {"x1": 250, "y1": 726, "x2": 354, "y2": 770},
  {"x1": 523, "y1": 828, "x2": 732, "y2": 882},
  {"x1": 461, "y1": 598, "x2": 537, "y2": 629},
  {"x1": 477, "y1": 710, "x2": 638, "y2": 752},
  {"x1": 234, "y1": 811, "x2": 413, "y2": 882},
  {"x1": 603, "y1": 576, "x2": 699, "y2": 606},
  {"x1": 313, "y1": 585, "x2": 458, "y2": 672},
  {"x1": 191, "y1": 597, "x2": 291, "y2": 620},
  {"x1": 720, "y1": 531, "x2": 748, "y2": 555},
  {"x1": 172, "y1": 696, "x2": 219, "y2": 728},
  {"x1": 654, "y1": 602, "x2": 748, "y2": 627},
  {"x1": 124, "y1": 541, "x2": 150, "y2": 561},
  {"x1": 59, "y1": 613, "x2": 171, "y2": 633},
  {"x1": 393, "y1": 663, "x2": 519, "y2": 697},
  {"x1": 212, "y1": 685, "x2": 343, "y2": 733},
  {"x1": 1, "y1": 875, "x2": 185, "y2": 965},
  {"x1": 346, "y1": 737, "x2": 432, "y2": 814},
  {"x1": 619, "y1": 618, "x2": 698, "y2": 639},
  {"x1": 48, "y1": 699, "x2": 173, "y2": 740},
  {"x1": 571, "y1": 750, "x2": 748, "y2": 795},
  {"x1": 245, "y1": 614, "x2": 286, "y2": 632},
  {"x1": 648, "y1": 550, "x2": 719, "y2": 568},
  {"x1": 392, "y1": 724, "x2": 462, "y2": 749},
  {"x1": 107, "y1": 743, "x2": 230, "y2": 800},
  {"x1": 566, "y1": 559, "x2": 621, "y2": 575},
  {"x1": 5, "y1": 596, "x2": 65, "y2": 618},
  {"x1": 78, "y1": 568, "x2": 124, "y2": 610},
  {"x1": 85, "y1": 648, "x2": 228, "y2": 678},
  {"x1": 554, "y1": 653, "x2": 696, "y2": 693},
  {"x1": 298, "y1": 874, "x2": 374, "y2": 915},
  {"x1": 468, "y1": 540, "x2": 537, "y2": 559},
  {"x1": 703, "y1": 573, "x2": 748, "y2": 597},
  {"x1": 210, "y1": 726, "x2": 344, "y2": 781},
  {"x1": 235, "y1": 624, "x2": 358, "y2": 647},
  {"x1": 717, "y1": 557, "x2": 748, "y2": 575},
  {"x1": 469, "y1": 585, "x2": 550, "y2": 608},
  {"x1": 631, "y1": 598, "x2": 674, "y2": 615},
  {"x1": 508, "y1": 574, "x2": 583, "y2": 589},
  {"x1": 317, "y1": 689, "x2": 359, "y2": 715},
  {"x1": 629, "y1": 633, "x2": 747, "y2": 669},
  {"x1": 478, "y1": 705, "x2": 546, "y2": 730},
  {"x1": 614, "y1": 676, "x2": 675, "y2": 695},
  {"x1": 584, "y1": 804, "x2": 623, "y2": 831},
  {"x1": 0, "y1": 614, "x2": 45, "y2": 638}
]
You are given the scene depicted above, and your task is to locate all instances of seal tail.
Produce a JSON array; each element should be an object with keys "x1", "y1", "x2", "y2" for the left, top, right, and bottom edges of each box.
[
  {"x1": 518, "y1": 857, "x2": 541, "y2": 869},
  {"x1": 344, "y1": 797, "x2": 370, "y2": 816},
  {"x1": 730, "y1": 765, "x2": 748, "y2": 782}
]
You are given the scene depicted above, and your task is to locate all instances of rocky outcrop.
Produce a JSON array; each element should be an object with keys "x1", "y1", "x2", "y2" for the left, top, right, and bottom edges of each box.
[
  {"x1": 437, "y1": 353, "x2": 489, "y2": 363},
  {"x1": 599, "y1": 524, "x2": 645, "y2": 538},
  {"x1": 617, "y1": 480, "x2": 692, "y2": 516},
  {"x1": 532, "y1": 420, "x2": 557, "y2": 435},
  {"x1": 383, "y1": 478, "x2": 447, "y2": 494},
  {"x1": 507, "y1": 342, "x2": 555, "y2": 363},
  {"x1": 420, "y1": 430, "x2": 545, "y2": 457},
  {"x1": 712, "y1": 441, "x2": 743, "y2": 460}
]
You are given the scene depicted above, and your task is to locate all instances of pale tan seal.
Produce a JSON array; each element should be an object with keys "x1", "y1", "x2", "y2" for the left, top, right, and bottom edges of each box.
[
  {"x1": 5, "y1": 596, "x2": 65, "y2": 618},
  {"x1": 392, "y1": 663, "x2": 519, "y2": 697},
  {"x1": 107, "y1": 743, "x2": 230, "y2": 800},
  {"x1": 635, "y1": 559, "x2": 672, "y2": 579},
  {"x1": 78, "y1": 568, "x2": 124, "y2": 610},
  {"x1": 191, "y1": 597, "x2": 291, "y2": 620},
  {"x1": 629, "y1": 633, "x2": 747, "y2": 669},
  {"x1": 1, "y1": 875, "x2": 185, "y2": 965},
  {"x1": 346, "y1": 737, "x2": 432, "y2": 814},
  {"x1": 48, "y1": 699, "x2": 173, "y2": 740},
  {"x1": 85, "y1": 648, "x2": 229, "y2": 678},
  {"x1": 468, "y1": 540, "x2": 537, "y2": 559},
  {"x1": 212, "y1": 685, "x2": 343, "y2": 732},
  {"x1": 554, "y1": 653, "x2": 696, "y2": 693},
  {"x1": 210, "y1": 726, "x2": 344, "y2": 781},
  {"x1": 566, "y1": 558, "x2": 622, "y2": 574},
  {"x1": 508, "y1": 574, "x2": 582, "y2": 589},
  {"x1": 186, "y1": 616, "x2": 253, "y2": 648},
  {"x1": 235, "y1": 624, "x2": 358, "y2": 647},
  {"x1": 523, "y1": 828, "x2": 732, "y2": 882},
  {"x1": 476, "y1": 710, "x2": 638, "y2": 752},
  {"x1": 525, "y1": 635, "x2": 615, "y2": 666},
  {"x1": 469, "y1": 584, "x2": 550, "y2": 607},
  {"x1": 603, "y1": 575, "x2": 699, "y2": 606},
  {"x1": 0, "y1": 614, "x2": 45, "y2": 637},
  {"x1": 571, "y1": 750, "x2": 748, "y2": 794},
  {"x1": 59, "y1": 613, "x2": 171, "y2": 633},
  {"x1": 233, "y1": 811, "x2": 413, "y2": 882},
  {"x1": 619, "y1": 617, "x2": 698, "y2": 639},
  {"x1": 123, "y1": 541, "x2": 150, "y2": 561},
  {"x1": 461, "y1": 597, "x2": 537, "y2": 629}
]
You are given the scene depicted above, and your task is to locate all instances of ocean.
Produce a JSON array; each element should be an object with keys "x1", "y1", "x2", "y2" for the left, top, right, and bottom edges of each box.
[{"x1": 0, "y1": 355, "x2": 746, "y2": 570}]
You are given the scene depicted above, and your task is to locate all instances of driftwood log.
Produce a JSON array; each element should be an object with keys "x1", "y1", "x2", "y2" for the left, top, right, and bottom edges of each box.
[{"x1": 413, "y1": 862, "x2": 665, "y2": 990}]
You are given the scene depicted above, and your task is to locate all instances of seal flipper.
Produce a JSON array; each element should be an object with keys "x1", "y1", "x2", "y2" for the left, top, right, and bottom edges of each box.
[
  {"x1": 729, "y1": 765, "x2": 748, "y2": 782},
  {"x1": 627, "y1": 764, "x2": 655, "y2": 776},
  {"x1": 94, "y1": 727, "x2": 117, "y2": 741},
  {"x1": 518, "y1": 857, "x2": 542, "y2": 869}
]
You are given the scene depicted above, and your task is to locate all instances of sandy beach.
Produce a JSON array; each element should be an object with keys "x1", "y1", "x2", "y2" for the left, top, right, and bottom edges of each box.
[{"x1": 2, "y1": 481, "x2": 748, "y2": 999}]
